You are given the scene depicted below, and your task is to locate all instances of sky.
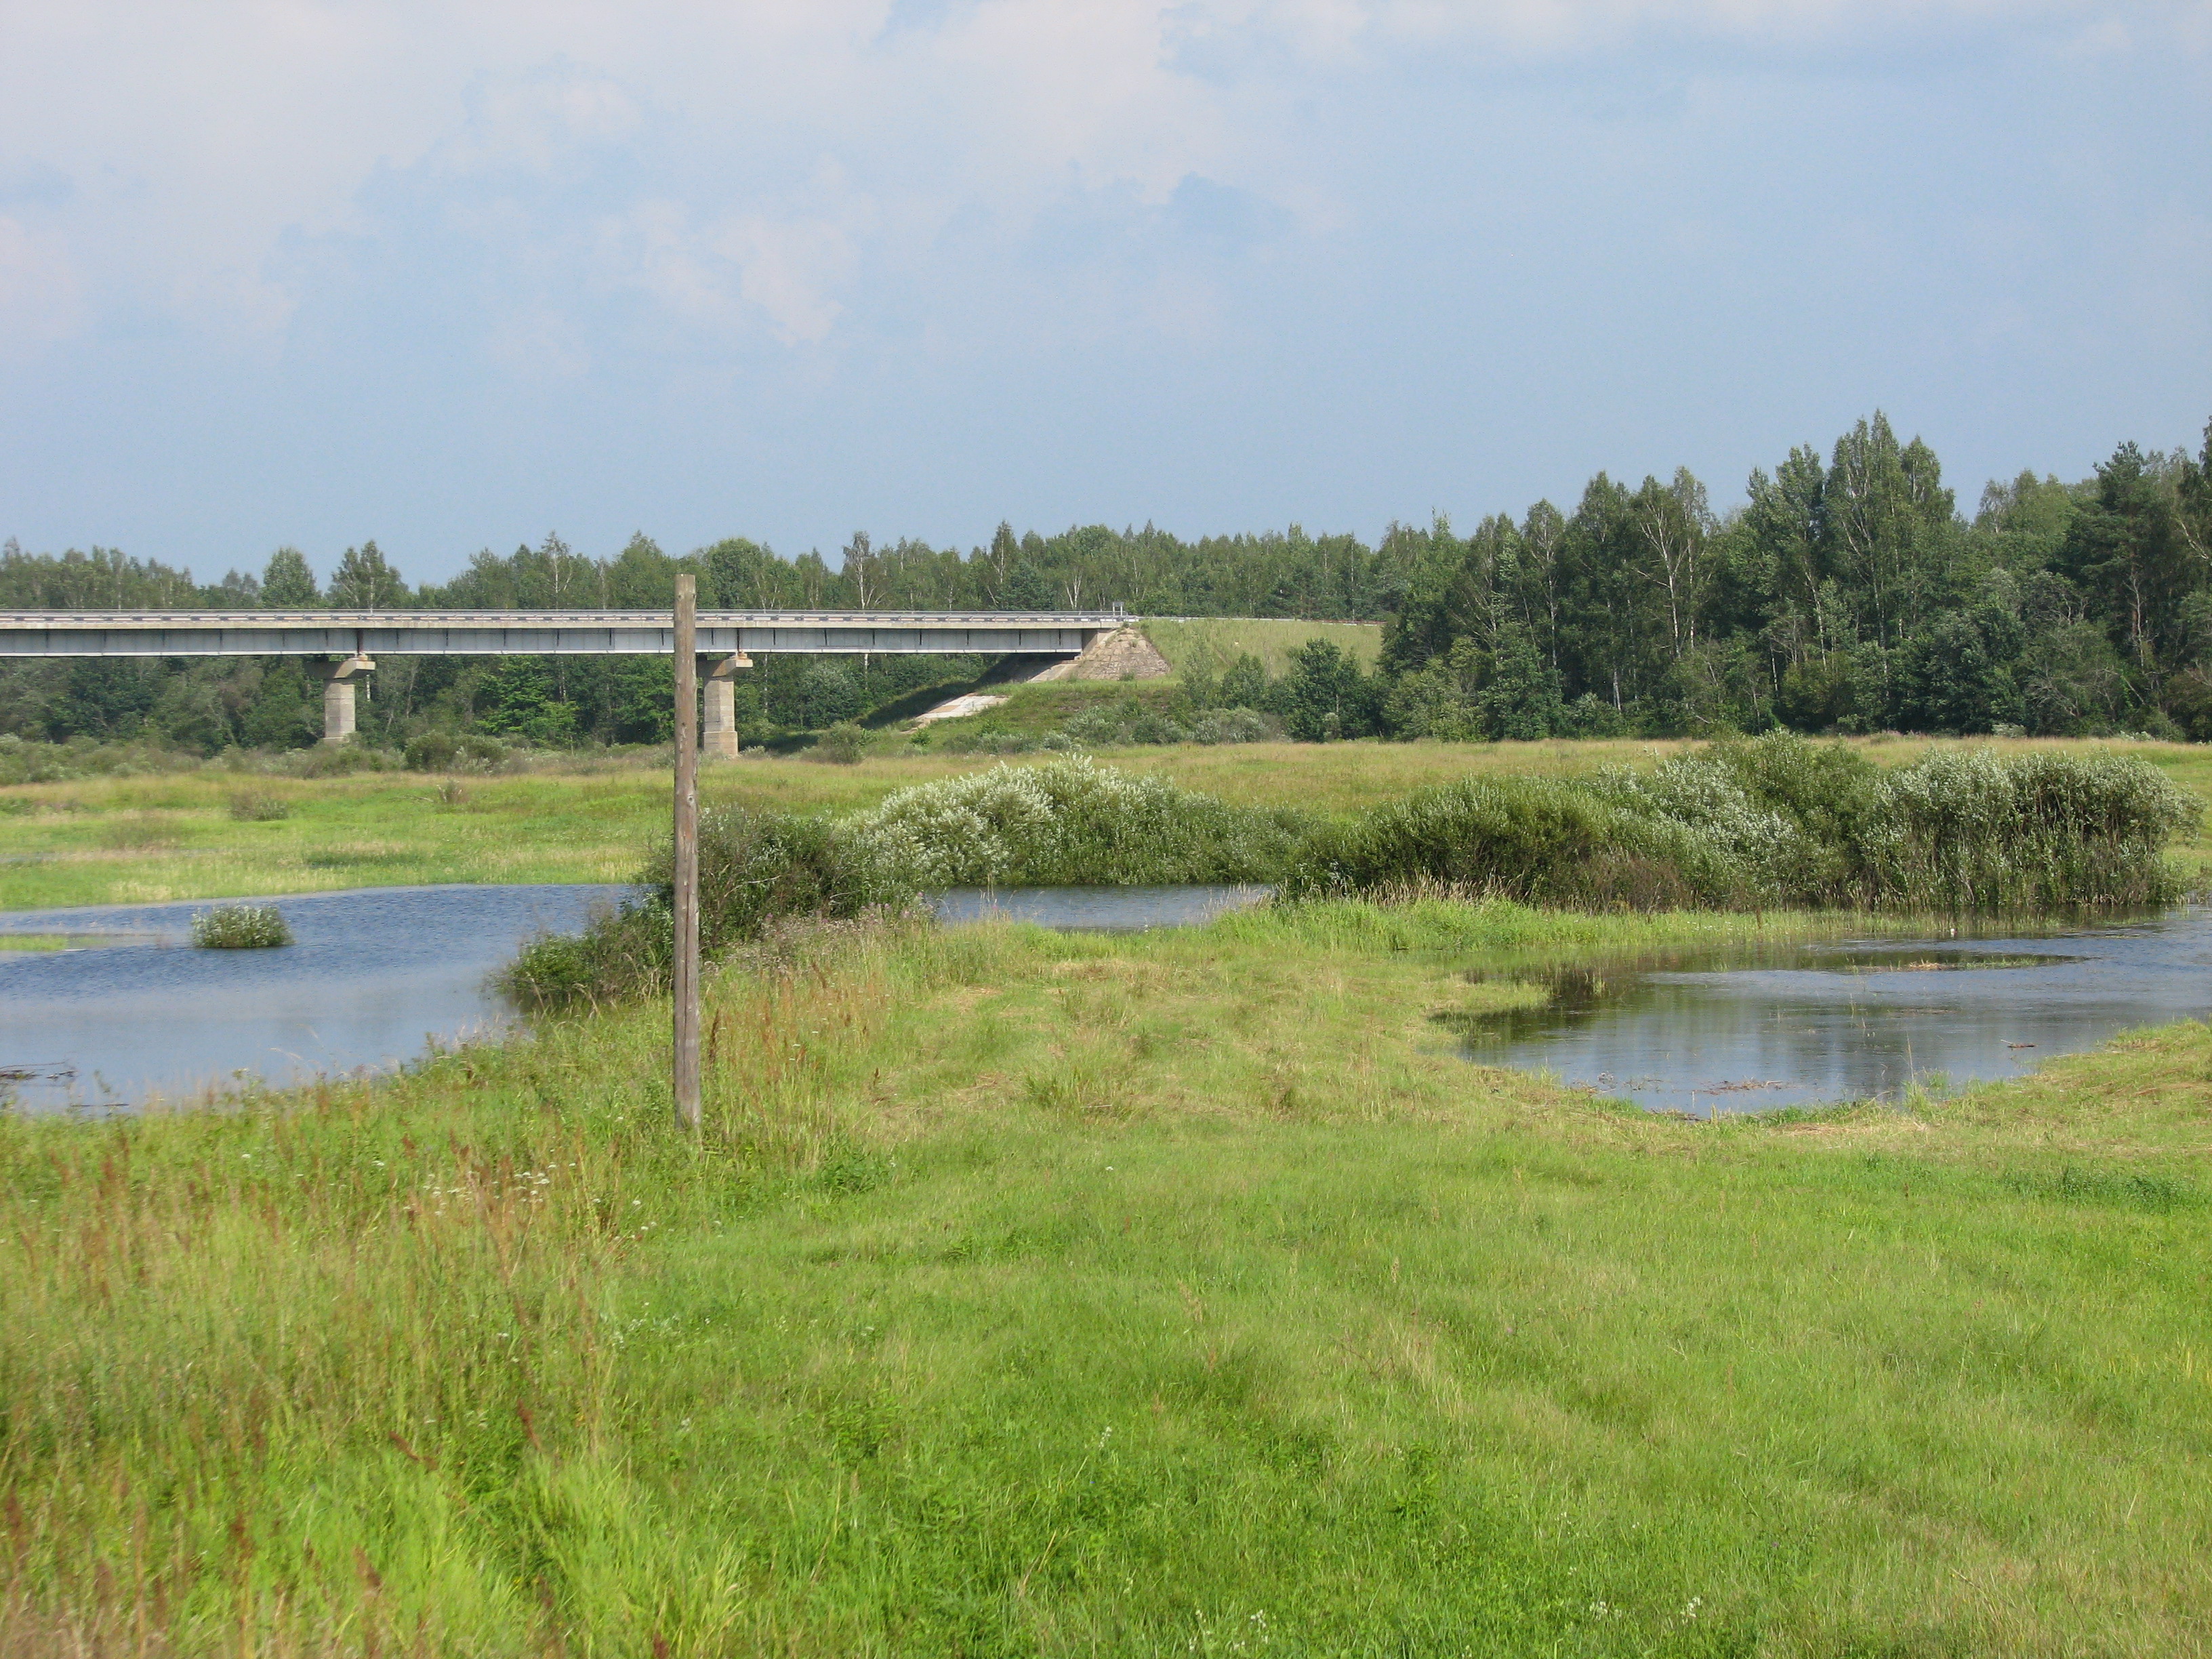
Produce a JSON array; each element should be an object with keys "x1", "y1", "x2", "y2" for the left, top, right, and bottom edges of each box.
[{"x1": 1, "y1": 1, "x2": 2208, "y2": 586}]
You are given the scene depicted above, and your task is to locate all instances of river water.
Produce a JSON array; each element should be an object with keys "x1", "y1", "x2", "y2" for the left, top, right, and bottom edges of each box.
[
  {"x1": 0, "y1": 884, "x2": 623, "y2": 1111},
  {"x1": 1455, "y1": 907, "x2": 2212, "y2": 1114},
  {"x1": 4, "y1": 884, "x2": 2205, "y2": 1115}
]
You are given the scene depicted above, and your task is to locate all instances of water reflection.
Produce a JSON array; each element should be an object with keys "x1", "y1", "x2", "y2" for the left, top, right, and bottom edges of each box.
[
  {"x1": 1455, "y1": 910, "x2": 2212, "y2": 1114},
  {"x1": 0, "y1": 884, "x2": 628, "y2": 1112}
]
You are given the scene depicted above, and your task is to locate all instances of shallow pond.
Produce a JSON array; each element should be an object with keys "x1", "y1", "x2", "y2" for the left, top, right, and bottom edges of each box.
[
  {"x1": 0, "y1": 884, "x2": 624, "y2": 1111},
  {"x1": 1456, "y1": 907, "x2": 2212, "y2": 1114}
]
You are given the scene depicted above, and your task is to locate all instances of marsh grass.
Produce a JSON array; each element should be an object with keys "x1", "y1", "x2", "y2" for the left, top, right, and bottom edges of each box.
[
  {"x1": 189, "y1": 903, "x2": 291, "y2": 949},
  {"x1": 4, "y1": 903, "x2": 2211, "y2": 1654}
]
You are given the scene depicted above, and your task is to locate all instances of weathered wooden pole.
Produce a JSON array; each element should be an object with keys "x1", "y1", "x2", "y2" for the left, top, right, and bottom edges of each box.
[{"x1": 672, "y1": 575, "x2": 701, "y2": 1131}]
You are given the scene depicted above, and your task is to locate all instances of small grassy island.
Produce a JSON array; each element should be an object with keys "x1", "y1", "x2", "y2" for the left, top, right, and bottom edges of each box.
[{"x1": 3, "y1": 736, "x2": 2209, "y2": 1655}]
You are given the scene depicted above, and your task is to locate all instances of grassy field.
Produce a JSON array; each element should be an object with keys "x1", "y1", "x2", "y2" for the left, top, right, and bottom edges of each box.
[
  {"x1": 5, "y1": 735, "x2": 2211, "y2": 912},
  {"x1": 3, "y1": 898, "x2": 2209, "y2": 1654}
]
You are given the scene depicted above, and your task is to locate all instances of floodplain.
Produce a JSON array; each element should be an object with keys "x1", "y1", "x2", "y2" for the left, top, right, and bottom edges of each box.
[{"x1": 1, "y1": 737, "x2": 2209, "y2": 1654}]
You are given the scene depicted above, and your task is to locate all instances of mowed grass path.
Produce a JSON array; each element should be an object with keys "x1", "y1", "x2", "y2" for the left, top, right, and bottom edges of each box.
[
  {"x1": 3, "y1": 902, "x2": 2208, "y2": 1654},
  {"x1": 8, "y1": 735, "x2": 2212, "y2": 911}
]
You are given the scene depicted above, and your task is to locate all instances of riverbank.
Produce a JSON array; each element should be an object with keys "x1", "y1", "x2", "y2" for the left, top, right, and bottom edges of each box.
[
  {"x1": 6, "y1": 735, "x2": 2212, "y2": 911},
  {"x1": 4, "y1": 900, "x2": 2208, "y2": 1654}
]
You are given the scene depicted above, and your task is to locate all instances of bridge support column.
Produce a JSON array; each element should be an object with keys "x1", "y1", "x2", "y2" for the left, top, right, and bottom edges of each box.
[
  {"x1": 313, "y1": 655, "x2": 375, "y2": 743},
  {"x1": 702, "y1": 652, "x2": 751, "y2": 758}
]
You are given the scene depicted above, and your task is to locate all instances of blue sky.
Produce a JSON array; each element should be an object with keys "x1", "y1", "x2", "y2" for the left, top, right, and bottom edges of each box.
[{"x1": 1, "y1": 1, "x2": 2207, "y2": 585}]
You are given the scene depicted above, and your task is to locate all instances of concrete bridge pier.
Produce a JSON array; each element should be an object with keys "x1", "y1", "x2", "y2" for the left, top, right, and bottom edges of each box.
[
  {"x1": 702, "y1": 651, "x2": 752, "y2": 758},
  {"x1": 314, "y1": 654, "x2": 375, "y2": 743}
]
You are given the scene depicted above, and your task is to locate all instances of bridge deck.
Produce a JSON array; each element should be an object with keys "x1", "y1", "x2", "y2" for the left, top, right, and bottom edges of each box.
[{"x1": 0, "y1": 610, "x2": 1124, "y2": 657}]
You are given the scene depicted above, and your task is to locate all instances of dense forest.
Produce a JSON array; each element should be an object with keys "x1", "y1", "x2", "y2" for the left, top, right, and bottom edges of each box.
[{"x1": 3, "y1": 411, "x2": 2208, "y2": 753}]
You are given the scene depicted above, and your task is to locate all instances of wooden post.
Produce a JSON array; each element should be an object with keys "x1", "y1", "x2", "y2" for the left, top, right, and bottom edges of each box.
[{"x1": 672, "y1": 575, "x2": 701, "y2": 1131}]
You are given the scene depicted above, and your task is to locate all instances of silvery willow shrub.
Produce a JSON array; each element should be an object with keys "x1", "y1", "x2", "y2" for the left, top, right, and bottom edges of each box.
[
  {"x1": 1586, "y1": 753, "x2": 1818, "y2": 905},
  {"x1": 854, "y1": 757, "x2": 1307, "y2": 888}
]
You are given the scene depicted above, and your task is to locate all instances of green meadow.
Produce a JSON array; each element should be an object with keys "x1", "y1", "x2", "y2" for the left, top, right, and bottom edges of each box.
[{"x1": 1, "y1": 741, "x2": 2210, "y2": 1654}]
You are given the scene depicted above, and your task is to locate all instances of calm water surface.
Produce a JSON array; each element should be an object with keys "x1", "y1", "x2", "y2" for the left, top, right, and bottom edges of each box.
[
  {"x1": 0, "y1": 884, "x2": 626, "y2": 1111},
  {"x1": 1458, "y1": 907, "x2": 2212, "y2": 1113}
]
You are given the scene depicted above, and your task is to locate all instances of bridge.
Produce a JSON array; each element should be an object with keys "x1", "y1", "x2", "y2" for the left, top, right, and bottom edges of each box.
[{"x1": 0, "y1": 608, "x2": 1129, "y2": 752}]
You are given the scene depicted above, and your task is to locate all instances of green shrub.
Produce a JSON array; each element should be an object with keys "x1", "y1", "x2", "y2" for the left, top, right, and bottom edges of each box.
[
  {"x1": 505, "y1": 808, "x2": 913, "y2": 1010},
  {"x1": 405, "y1": 732, "x2": 511, "y2": 773},
  {"x1": 1281, "y1": 776, "x2": 1742, "y2": 908},
  {"x1": 669, "y1": 808, "x2": 915, "y2": 957},
  {"x1": 225, "y1": 790, "x2": 291, "y2": 822},
  {"x1": 404, "y1": 732, "x2": 457, "y2": 771},
  {"x1": 808, "y1": 722, "x2": 868, "y2": 764},
  {"x1": 1860, "y1": 747, "x2": 2199, "y2": 911},
  {"x1": 1286, "y1": 735, "x2": 2199, "y2": 914},
  {"x1": 503, "y1": 903, "x2": 668, "y2": 1010},
  {"x1": 855, "y1": 757, "x2": 1309, "y2": 888},
  {"x1": 190, "y1": 904, "x2": 292, "y2": 948}
]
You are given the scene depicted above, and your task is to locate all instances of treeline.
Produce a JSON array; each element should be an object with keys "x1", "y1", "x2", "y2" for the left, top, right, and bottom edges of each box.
[
  {"x1": 3, "y1": 409, "x2": 2208, "y2": 752},
  {"x1": 1375, "y1": 414, "x2": 2212, "y2": 743}
]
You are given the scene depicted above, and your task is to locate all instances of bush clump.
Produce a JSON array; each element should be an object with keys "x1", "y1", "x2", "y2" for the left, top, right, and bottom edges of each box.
[
  {"x1": 190, "y1": 904, "x2": 292, "y2": 948},
  {"x1": 1860, "y1": 746, "x2": 2200, "y2": 911},
  {"x1": 854, "y1": 756, "x2": 1309, "y2": 888},
  {"x1": 1284, "y1": 734, "x2": 2200, "y2": 914},
  {"x1": 404, "y1": 733, "x2": 512, "y2": 773},
  {"x1": 1283, "y1": 775, "x2": 1744, "y2": 909},
  {"x1": 808, "y1": 722, "x2": 868, "y2": 764},
  {"x1": 504, "y1": 807, "x2": 913, "y2": 1009},
  {"x1": 225, "y1": 790, "x2": 291, "y2": 821}
]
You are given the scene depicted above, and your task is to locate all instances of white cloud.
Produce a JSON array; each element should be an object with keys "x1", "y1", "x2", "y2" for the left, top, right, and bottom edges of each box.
[{"x1": 0, "y1": 0, "x2": 2191, "y2": 356}]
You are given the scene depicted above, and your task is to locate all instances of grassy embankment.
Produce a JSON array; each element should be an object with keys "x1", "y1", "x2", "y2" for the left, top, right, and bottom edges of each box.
[
  {"x1": 1136, "y1": 617, "x2": 1383, "y2": 676},
  {"x1": 7, "y1": 735, "x2": 2212, "y2": 912},
  {"x1": 7, "y1": 895, "x2": 2211, "y2": 1654}
]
